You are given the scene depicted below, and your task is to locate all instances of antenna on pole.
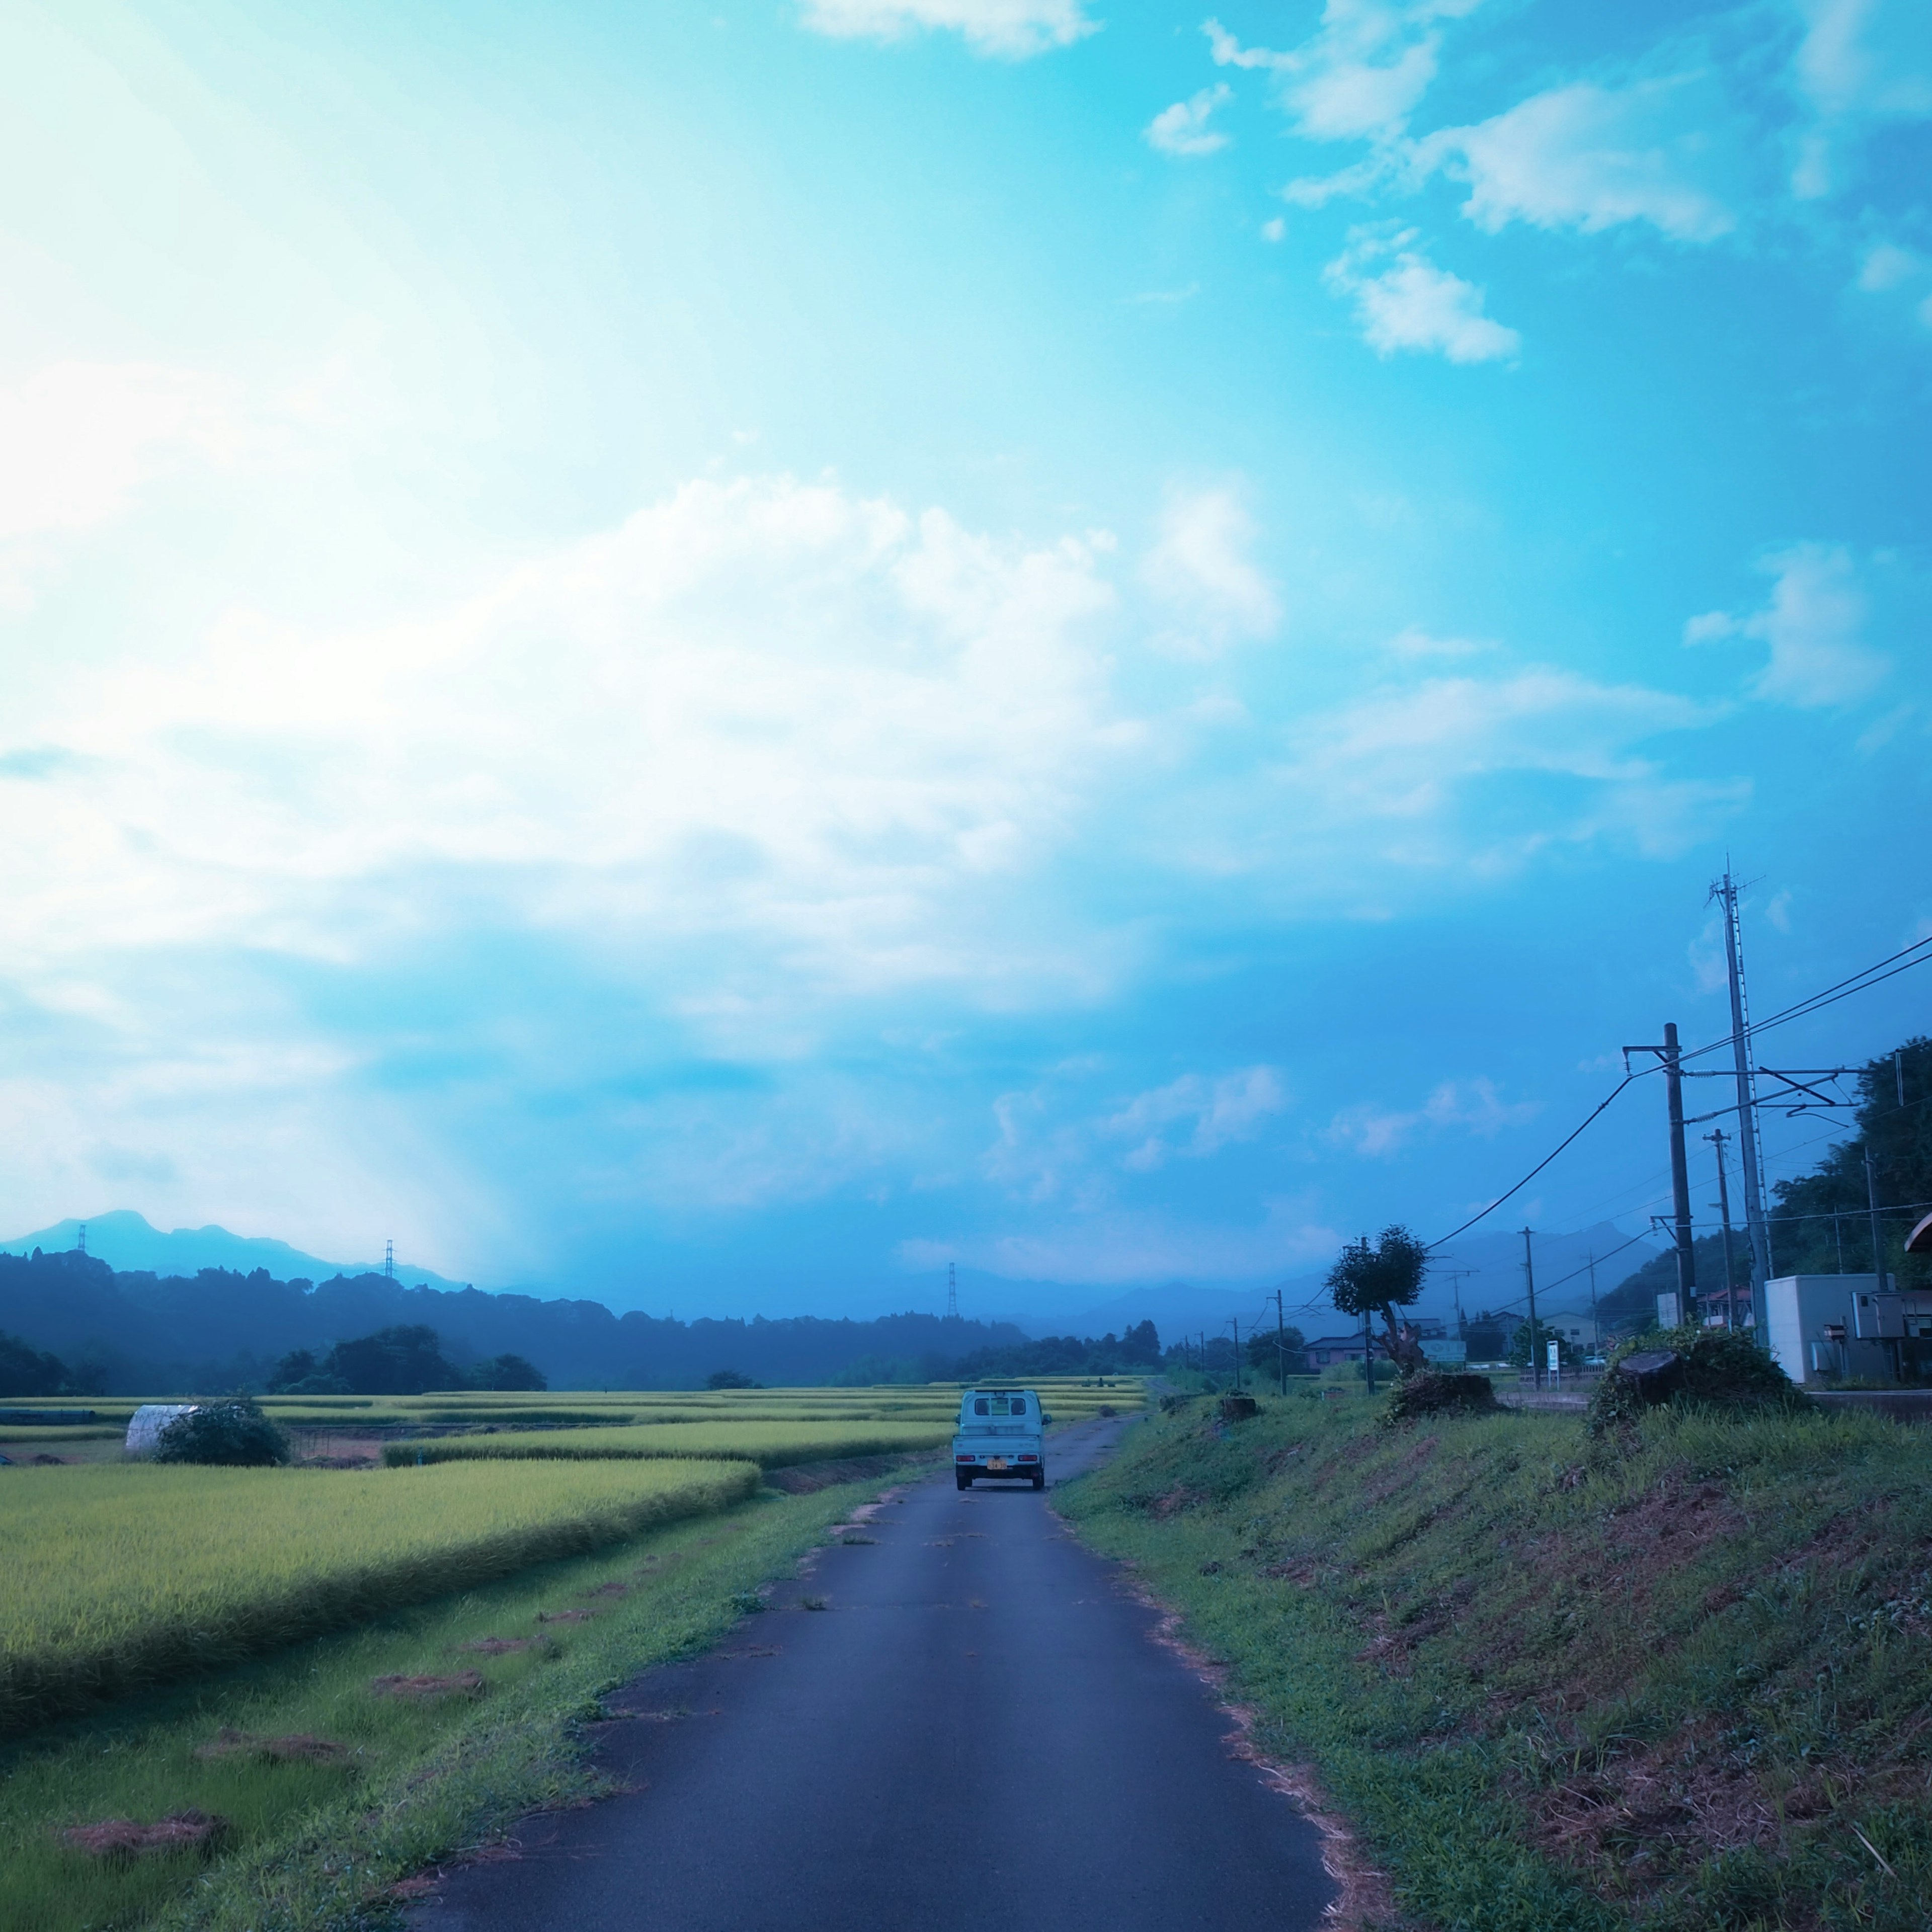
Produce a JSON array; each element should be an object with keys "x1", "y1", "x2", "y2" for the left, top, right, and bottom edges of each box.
[
  {"x1": 384, "y1": 1240, "x2": 394, "y2": 1280},
  {"x1": 946, "y1": 1261, "x2": 958, "y2": 1320}
]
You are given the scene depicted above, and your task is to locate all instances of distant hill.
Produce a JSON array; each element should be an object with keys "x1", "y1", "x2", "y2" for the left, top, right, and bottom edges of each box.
[
  {"x1": 0, "y1": 1246, "x2": 1035, "y2": 1394},
  {"x1": 0, "y1": 1210, "x2": 471, "y2": 1291}
]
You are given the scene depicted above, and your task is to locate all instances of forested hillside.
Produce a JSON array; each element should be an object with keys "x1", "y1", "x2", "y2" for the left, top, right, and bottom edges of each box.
[{"x1": 0, "y1": 1248, "x2": 1032, "y2": 1393}]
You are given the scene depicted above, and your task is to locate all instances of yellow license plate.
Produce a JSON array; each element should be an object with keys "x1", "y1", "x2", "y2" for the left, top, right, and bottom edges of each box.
[{"x1": 988, "y1": 1457, "x2": 1008, "y2": 1470}]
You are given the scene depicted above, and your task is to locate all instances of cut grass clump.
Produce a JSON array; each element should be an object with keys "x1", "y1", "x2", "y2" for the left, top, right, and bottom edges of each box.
[
  {"x1": 1380, "y1": 1370, "x2": 1501, "y2": 1426},
  {"x1": 1058, "y1": 1392, "x2": 1932, "y2": 1932},
  {"x1": 1588, "y1": 1325, "x2": 1812, "y2": 1433},
  {"x1": 0, "y1": 1457, "x2": 758, "y2": 1732}
]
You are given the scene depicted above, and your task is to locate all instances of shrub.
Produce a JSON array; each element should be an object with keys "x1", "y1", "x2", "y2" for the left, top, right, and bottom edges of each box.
[
  {"x1": 153, "y1": 1397, "x2": 291, "y2": 1467},
  {"x1": 469, "y1": 1353, "x2": 547, "y2": 1392}
]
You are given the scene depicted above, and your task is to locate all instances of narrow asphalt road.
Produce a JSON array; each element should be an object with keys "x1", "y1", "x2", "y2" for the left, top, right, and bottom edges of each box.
[{"x1": 423, "y1": 1418, "x2": 1336, "y2": 1932}]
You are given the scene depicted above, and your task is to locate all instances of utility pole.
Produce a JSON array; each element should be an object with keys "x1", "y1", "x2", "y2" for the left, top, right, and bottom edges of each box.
[
  {"x1": 946, "y1": 1262, "x2": 958, "y2": 1320},
  {"x1": 1626, "y1": 1022, "x2": 1698, "y2": 1319},
  {"x1": 1711, "y1": 872, "x2": 1772, "y2": 1330},
  {"x1": 1866, "y1": 1149, "x2": 1888, "y2": 1289},
  {"x1": 1230, "y1": 1316, "x2": 1242, "y2": 1393},
  {"x1": 1586, "y1": 1251, "x2": 1599, "y2": 1351},
  {"x1": 1361, "y1": 1301, "x2": 1375, "y2": 1395},
  {"x1": 1522, "y1": 1228, "x2": 1541, "y2": 1390},
  {"x1": 77, "y1": 1222, "x2": 87, "y2": 1257},
  {"x1": 1275, "y1": 1287, "x2": 1288, "y2": 1398},
  {"x1": 1707, "y1": 1129, "x2": 1737, "y2": 1329}
]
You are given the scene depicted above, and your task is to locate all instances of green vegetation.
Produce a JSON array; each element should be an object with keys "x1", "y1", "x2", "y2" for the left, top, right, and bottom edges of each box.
[
  {"x1": 1060, "y1": 1392, "x2": 1932, "y2": 1931},
  {"x1": 152, "y1": 1397, "x2": 290, "y2": 1467},
  {"x1": 382, "y1": 1417, "x2": 958, "y2": 1468},
  {"x1": 0, "y1": 1458, "x2": 757, "y2": 1732},
  {"x1": 1588, "y1": 1325, "x2": 1812, "y2": 1432},
  {"x1": 0, "y1": 1467, "x2": 903, "y2": 1932},
  {"x1": 0, "y1": 1328, "x2": 85, "y2": 1398}
]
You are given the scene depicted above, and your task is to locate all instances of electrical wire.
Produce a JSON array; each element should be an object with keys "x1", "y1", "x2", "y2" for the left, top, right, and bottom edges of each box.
[{"x1": 1423, "y1": 931, "x2": 1932, "y2": 1253}]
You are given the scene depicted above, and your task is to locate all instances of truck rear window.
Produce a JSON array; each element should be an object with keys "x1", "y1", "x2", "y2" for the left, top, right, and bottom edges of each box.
[{"x1": 971, "y1": 1395, "x2": 1027, "y2": 1416}]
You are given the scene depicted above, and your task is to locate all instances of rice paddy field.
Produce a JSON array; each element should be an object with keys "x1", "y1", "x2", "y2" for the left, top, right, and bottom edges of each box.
[{"x1": 0, "y1": 1458, "x2": 759, "y2": 1733}]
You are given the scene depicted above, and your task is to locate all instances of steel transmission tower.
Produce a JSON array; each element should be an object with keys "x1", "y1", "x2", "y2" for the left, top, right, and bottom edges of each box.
[{"x1": 946, "y1": 1262, "x2": 957, "y2": 1320}]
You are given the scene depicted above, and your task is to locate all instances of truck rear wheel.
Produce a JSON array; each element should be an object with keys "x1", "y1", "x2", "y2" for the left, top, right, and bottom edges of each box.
[
  {"x1": 1031, "y1": 1467, "x2": 1045, "y2": 1490},
  {"x1": 955, "y1": 1470, "x2": 974, "y2": 1489}
]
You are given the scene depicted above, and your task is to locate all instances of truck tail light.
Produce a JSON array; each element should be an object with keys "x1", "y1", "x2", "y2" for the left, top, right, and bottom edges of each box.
[
  {"x1": 956, "y1": 1455, "x2": 976, "y2": 1463},
  {"x1": 1018, "y1": 1455, "x2": 1037, "y2": 1462}
]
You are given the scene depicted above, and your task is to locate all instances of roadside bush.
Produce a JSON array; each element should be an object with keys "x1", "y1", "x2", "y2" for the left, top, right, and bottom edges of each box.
[
  {"x1": 1380, "y1": 1369, "x2": 1503, "y2": 1426},
  {"x1": 1589, "y1": 1325, "x2": 1809, "y2": 1433},
  {"x1": 154, "y1": 1396, "x2": 291, "y2": 1467}
]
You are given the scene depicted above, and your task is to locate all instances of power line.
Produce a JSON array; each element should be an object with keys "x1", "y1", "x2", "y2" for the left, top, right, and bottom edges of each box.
[{"x1": 1425, "y1": 930, "x2": 1932, "y2": 1253}]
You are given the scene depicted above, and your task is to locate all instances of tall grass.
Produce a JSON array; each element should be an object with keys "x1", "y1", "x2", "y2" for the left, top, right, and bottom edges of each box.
[{"x1": 0, "y1": 1458, "x2": 758, "y2": 1731}]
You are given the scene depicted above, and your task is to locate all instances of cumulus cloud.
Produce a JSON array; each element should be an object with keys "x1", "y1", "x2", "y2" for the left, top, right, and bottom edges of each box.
[
  {"x1": 798, "y1": 0, "x2": 1097, "y2": 57},
  {"x1": 0, "y1": 363, "x2": 233, "y2": 604},
  {"x1": 1273, "y1": 665, "x2": 1736, "y2": 863},
  {"x1": 1790, "y1": 0, "x2": 1932, "y2": 195},
  {"x1": 0, "y1": 475, "x2": 1131, "y2": 1016},
  {"x1": 1858, "y1": 242, "x2": 1921, "y2": 290},
  {"x1": 1104, "y1": 1067, "x2": 1286, "y2": 1171},
  {"x1": 1687, "y1": 543, "x2": 1891, "y2": 707},
  {"x1": 1323, "y1": 229, "x2": 1520, "y2": 363},
  {"x1": 1416, "y1": 75, "x2": 1740, "y2": 241},
  {"x1": 1141, "y1": 488, "x2": 1281, "y2": 655},
  {"x1": 1206, "y1": 2, "x2": 1481, "y2": 144},
  {"x1": 1146, "y1": 85, "x2": 1234, "y2": 156},
  {"x1": 1328, "y1": 1077, "x2": 1538, "y2": 1157}
]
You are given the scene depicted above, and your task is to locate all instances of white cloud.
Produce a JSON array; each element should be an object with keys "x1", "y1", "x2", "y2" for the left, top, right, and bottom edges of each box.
[
  {"x1": 0, "y1": 475, "x2": 1131, "y2": 1020},
  {"x1": 1858, "y1": 242, "x2": 1921, "y2": 291},
  {"x1": 1418, "y1": 76, "x2": 1739, "y2": 242},
  {"x1": 1142, "y1": 488, "x2": 1281, "y2": 655},
  {"x1": 1794, "y1": 0, "x2": 1932, "y2": 119},
  {"x1": 1206, "y1": 2, "x2": 1482, "y2": 145},
  {"x1": 1323, "y1": 229, "x2": 1520, "y2": 363},
  {"x1": 0, "y1": 362, "x2": 232, "y2": 580},
  {"x1": 1789, "y1": 0, "x2": 1932, "y2": 196},
  {"x1": 1386, "y1": 625, "x2": 1491, "y2": 659},
  {"x1": 1694, "y1": 543, "x2": 1891, "y2": 707},
  {"x1": 1104, "y1": 1067, "x2": 1286, "y2": 1170},
  {"x1": 797, "y1": 0, "x2": 1097, "y2": 57},
  {"x1": 1275, "y1": 665, "x2": 1735, "y2": 862},
  {"x1": 1260, "y1": 216, "x2": 1286, "y2": 242},
  {"x1": 1328, "y1": 1077, "x2": 1538, "y2": 1157},
  {"x1": 1146, "y1": 85, "x2": 1234, "y2": 157}
]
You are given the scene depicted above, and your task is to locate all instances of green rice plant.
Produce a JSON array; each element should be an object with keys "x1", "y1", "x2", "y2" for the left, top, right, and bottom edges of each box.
[
  {"x1": 0, "y1": 1458, "x2": 758, "y2": 1732},
  {"x1": 0, "y1": 1466, "x2": 906, "y2": 1932},
  {"x1": 382, "y1": 1417, "x2": 953, "y2": 1468}
]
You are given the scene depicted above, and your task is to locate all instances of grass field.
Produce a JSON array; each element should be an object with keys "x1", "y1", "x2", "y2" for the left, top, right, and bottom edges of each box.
[
  {"x1": 0, "y1": 1458, "x2": 758, "y2": 1733},
  {"x1": 1060, "y1": 1389, "x2": 1932, "y2": 1932},
  {"x1": 0, "y1": 1467, "x2": 908, "y2": 1932}
]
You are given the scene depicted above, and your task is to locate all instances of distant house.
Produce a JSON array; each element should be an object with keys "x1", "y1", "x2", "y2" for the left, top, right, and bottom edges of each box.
[{"x1": 1302, "y1": 1333, "x2": 1370, "y2": 1371}]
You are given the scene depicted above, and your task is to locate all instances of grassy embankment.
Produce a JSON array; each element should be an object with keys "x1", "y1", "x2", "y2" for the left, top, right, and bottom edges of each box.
[
  {"x1": 0, "y1": 1468, "x2": 904, "y2": 1932},
  {"x1": 1059, "y1": 1391, "x2": 1932, "y2": 1932}
]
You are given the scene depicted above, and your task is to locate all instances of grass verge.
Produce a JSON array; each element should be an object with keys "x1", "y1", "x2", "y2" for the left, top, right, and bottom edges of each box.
[
  {"x1": 1057, "y1": 1394, "x2": 1932, "y2": 1932},
  {"x1": 0, "y1": 1464, "x2": 916, "y2": 1932}
]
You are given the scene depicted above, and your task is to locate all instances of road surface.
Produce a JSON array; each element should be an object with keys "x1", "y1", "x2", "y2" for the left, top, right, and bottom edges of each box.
[{"x1": 423, "y1": 1417, "x2": 1336, "y2": 1932}]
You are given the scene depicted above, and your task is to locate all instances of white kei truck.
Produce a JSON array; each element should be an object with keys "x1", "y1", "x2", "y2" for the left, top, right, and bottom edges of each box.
[{"x1": 952, "y1": 1386, "x2": 1050, "y2": 1490}]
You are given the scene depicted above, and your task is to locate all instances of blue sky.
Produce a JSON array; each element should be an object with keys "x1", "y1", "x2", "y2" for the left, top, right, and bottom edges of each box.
[{"x1": 1, "y1": 0, "x2": 1928, "y2": 1318}]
